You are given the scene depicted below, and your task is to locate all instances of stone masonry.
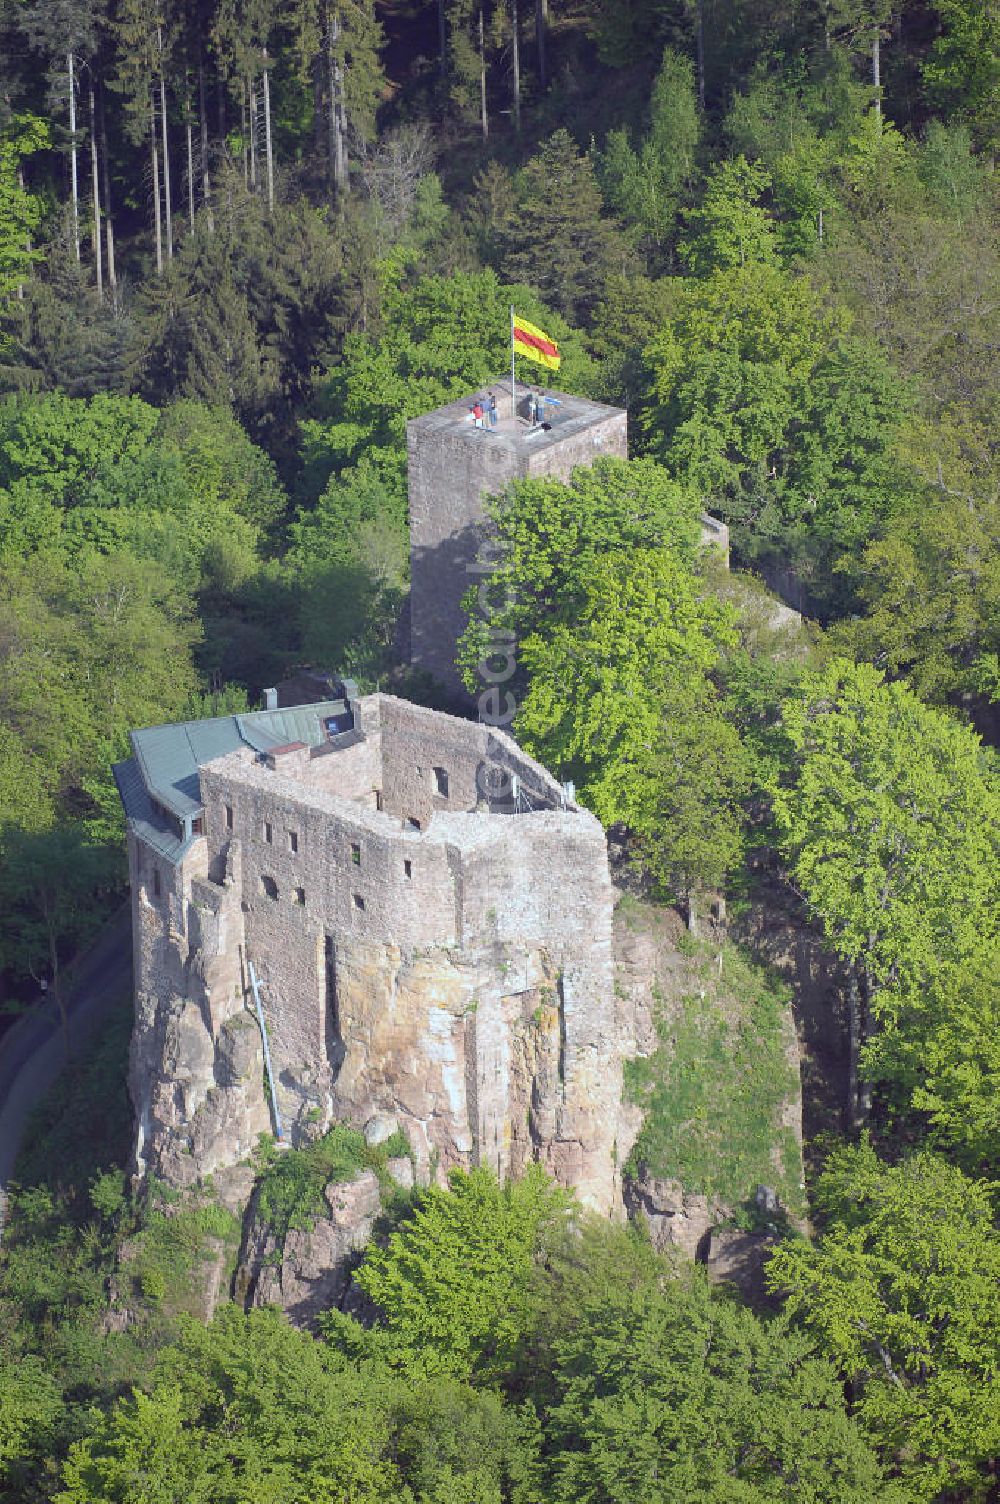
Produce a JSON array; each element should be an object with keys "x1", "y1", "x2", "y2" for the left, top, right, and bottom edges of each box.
[
  {"x1": 407, "y1": 379, "x2": 629, "y2": 697},
  {"x1": 120, "y1": 694, "x2": 622, "y2": 1215}
]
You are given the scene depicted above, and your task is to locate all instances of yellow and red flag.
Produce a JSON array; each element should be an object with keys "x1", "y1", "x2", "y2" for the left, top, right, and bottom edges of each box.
[{"x1": 512, "y1": 313, "x2": 561, "y2": 371}]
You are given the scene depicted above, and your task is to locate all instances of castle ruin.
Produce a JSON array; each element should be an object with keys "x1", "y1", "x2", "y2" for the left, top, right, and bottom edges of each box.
[
  {"x1": 113, "y1": 381, "x2": 695, "y2": 1217},
  {"x1": 115, "y1": 688, "x2": 621, "y2": 1212}
]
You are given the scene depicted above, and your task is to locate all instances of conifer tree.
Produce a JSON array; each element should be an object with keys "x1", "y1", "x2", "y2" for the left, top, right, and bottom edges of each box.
[{"x1": 500, "y1": 128, "x2": 629, "y2": 321}]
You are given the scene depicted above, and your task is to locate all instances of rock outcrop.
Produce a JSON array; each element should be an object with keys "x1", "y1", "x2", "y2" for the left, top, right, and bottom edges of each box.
[{"x1": 235, "y1": 1170, "x2": 383, "y2": 1328}]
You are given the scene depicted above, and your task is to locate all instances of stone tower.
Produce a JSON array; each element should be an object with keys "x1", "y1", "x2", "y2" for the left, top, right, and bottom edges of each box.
[{"x1": 407, "y1": 379, "x2": 628, "y2": 698}]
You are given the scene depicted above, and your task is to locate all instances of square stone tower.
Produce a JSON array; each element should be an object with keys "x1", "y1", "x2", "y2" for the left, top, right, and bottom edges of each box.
[{"x1": 407, "y1": 379, "x2": 627, "y2": 697}]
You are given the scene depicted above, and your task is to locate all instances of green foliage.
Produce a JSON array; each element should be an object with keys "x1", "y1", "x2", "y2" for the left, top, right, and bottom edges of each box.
[
  {"x1": 458, "y1": 456, "x2": 736, "y2": 831},
  {"x1": 0, "y1": 1349, "x2": 61, "y2": 1490},
  {"x1": 353, "y1": 1164, "x2": 569, "y2": 1382},
  {"x1": 680, "y1": 155, "x2": 781, "y2": 274},
  {"x1": 544, "y1": 1275, "x2": 888, "y2": 1503},
  {"x1": 833, "y1": 413, "x2": 1000, "y2": 703},
  {"x1": 122, "y1": 1194, "x2": 242, "y2": 1317},
  {"x1": 0, "y1": 115, "x2": 48, "y2": 323},
  {"x1": 283, "y1": 454, "x2": 408, "y2": 682},
  {"x1": 599, "y1": 49, "x2": 700, "y2": 269},
  {"x1": 497, "y1": 129, "x2": 631, "y2": 323},
  {"x1": 641, "y1": 262, "x2": 912, "y2": 610},
  {"x1": 55, "y1": 1306, "x2": 400, "y2": 1504},
  {"x1": 255, "y1": 1123, "x2": 373, "y2": 1248},
  {"x1": 637, "y1": 678, "x2": 752, "y2": 915},
  {"x1": 773, "y1": 659, "x2": 1000, "y2": 1001},
  {"x1": 769, "y1": 1142, "x2": 1000, "y2": 1499},
  {"x1": 923, "y1": 0, "x2": 1000, "y2": 151},
  {"x1": 625, "y1": 945, "x2": 802, "y2": 1214}
]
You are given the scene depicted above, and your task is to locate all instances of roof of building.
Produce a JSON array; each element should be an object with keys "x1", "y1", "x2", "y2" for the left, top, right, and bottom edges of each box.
[
  {"x1": 405, "y1": 378, "x2": 624, "y2": 459},
  {"x1": 117, "y1": 696, "x2": 353, "y2": 862}
]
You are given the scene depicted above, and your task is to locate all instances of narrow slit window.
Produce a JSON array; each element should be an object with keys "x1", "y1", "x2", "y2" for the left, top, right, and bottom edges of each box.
[
  {"x1": 264, "y1": 821, "x2": 273, "y2": 844},
  {"x1": 403, "y1": 859, "x2": 413, "y2": 879},
  {"x1": 375, "y1": 790, "x2": 383, "y2": 811},
  {"x1": 433, "y1": 766, "x2": 449, "y2": 797},
  {"x1": 351, "y1": 842, "x2": 361, "y2": 867},
  {"x1": 225, "y1": 804, "x2": 234, "y2": 831},
  {"x1": 353, "y1": 893, "x2": 365, "y2": 911},
  {"x1": 192, "y1": 817, "x2": 204, "y2": 836},
  {"x1": 261, "y1": 874, "x2": 278, "y2": 900},
  {"x1": 294, "y1": 886, "x2": 306, "y2": 906},
  {"x1": 289, "y1": 830, "x2": 299, "y2": 853}
]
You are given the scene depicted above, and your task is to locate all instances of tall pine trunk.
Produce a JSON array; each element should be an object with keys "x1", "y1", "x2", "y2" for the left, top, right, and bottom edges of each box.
[
  {"x1": 186, "y1": 98, "x2": 195, "y2": 230},
  {"x1": 67, "y1": 52, "x2": 81, "y2": 260},
  {"x1": 872, "y1": 30, "x2": 882, "y2": 117},
  {"x1": 535, "y1": 0, "x2": 547, "y2": 90},
  {"x1": 16, "y1": 165, "x2": 28, "y2": 298},
  {"x1": 98, "y1": 83, "x2": 116, "y2": 290},
  {"x1": 328, "y1": 8, "x2": 347, "y2": 199},
  {"x1": 157, "y1": 31, "x2": 173, "y2": 259},
  {"x1": 249, "y1": 73, "x2": 258, "y2": 189},
  {"x1": 511, "y1": 0, "x2": 521, "y2": 132},
  {"x1": 262, "y1": 53, "x2": 274, "y2": 211},
  {"x1": 89, "y1": 79, "x2": 102, "y2": 297},
  {"x1": 479, "y1": 5, "x2": 488, "y2": 140},
  {"x1": 198, "y1": 54, "x2": 213, "y2": 230},
  {"x1": 150, "y1": 94, "x2": 163, "y2": 274},
  {"x1": 438, "y1": 0, "x2": 446, "y2": 72},
  {"x1": 695, "y1": 1, "x2": 705, "y2": 110}
]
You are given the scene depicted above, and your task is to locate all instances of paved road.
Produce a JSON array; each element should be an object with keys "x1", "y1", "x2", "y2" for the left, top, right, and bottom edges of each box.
[{"x1": 0, "y1": 908, "x2": 132, "y2": 1229}]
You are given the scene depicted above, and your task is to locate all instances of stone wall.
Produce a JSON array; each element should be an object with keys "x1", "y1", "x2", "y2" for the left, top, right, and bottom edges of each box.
[
  {"x1": 128, "y1": 695, "x2": 623, "y2": 1214},
  {"x1": 408, "y1": 384, "x2": 628, "y2": 696}
]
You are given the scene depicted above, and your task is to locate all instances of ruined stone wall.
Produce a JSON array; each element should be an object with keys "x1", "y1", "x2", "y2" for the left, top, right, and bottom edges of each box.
[
  {"x1": 523, "y1": 410, "x2": 627, "y2": 482},
  {"x1": 298, "y1": 733, "x2": 382, "y2": 804},
  {"x1": 127, "y1": 827, "x2": 267, "y2": 1187},
  {"x1": 129, "y1": 700, "x2": 623, "y2": 1213},
  {"x1": 408, "y1": 393, "x2": 628, "y2": 695}
]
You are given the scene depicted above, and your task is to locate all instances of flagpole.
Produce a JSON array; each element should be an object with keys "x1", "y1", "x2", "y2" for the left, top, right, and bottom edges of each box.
[{"x1": 510, "y1": 304, "x2": 516, "y2": 421}]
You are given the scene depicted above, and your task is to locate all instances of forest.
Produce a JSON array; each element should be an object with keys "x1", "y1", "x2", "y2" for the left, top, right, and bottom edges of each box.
[{"x1": 1, "y1": 0, "x2": 999, "y2": 1498}]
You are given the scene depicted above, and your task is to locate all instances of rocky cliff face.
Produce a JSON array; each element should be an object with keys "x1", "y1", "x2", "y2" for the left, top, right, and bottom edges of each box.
[{"x1": 235, "y1": 1170, "x2": 383, "y2": 1328}]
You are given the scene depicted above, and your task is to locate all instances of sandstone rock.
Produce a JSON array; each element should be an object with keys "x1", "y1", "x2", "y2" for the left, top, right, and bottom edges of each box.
[
  {"x1": 624, "y1": 1173, "x2": 715, "y2": 1261},
  {"x1": 238, "y1": 1170, "x2": 382, "y2": 1328},
  {"x1": 386, "y1": 1155, "x2": 414, "y2": 1189},
  {"x1": 706, "y1": 1225, "x2": 781, "y2": 1305},
  {"x1": 363, "y1": 1112, "x2": 399, "y2": 1147}
]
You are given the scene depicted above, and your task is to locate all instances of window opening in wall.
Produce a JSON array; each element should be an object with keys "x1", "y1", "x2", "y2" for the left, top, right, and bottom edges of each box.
[
  {"x1": 152, "y1": 867, "x2": 161, "y2": 898},
  {"x1": 264, "y1": 821, "x2": 273, "y2": 844},
  {"x1": 192, "y1": 817, "x2": 204, "y2": 836},
  {"x1": 225, "y1": 804, "x2": 234, "y2": 831},
  {"x1": 294, "y1": 886, "x2": 306, "y2": 906},
  {"x1": 407, "y1": 817, "x2": 421, "y2": 831},
  {"x1": 261, "y1": 874, "x2": 278, "y2": 900},
  {"x1": 433, "y1": 766, "x2": 449, "y2": 797},
  {"x1": 289, "y1": 830, "x2": 299, "y2": 853},
  {"x1": 375, "y1": 790, "x2": 383, "y2": 811},
  {"x1": 403, "y1": 859, "x2": 412, "y2": 879},
  {"x1": 325, "y1": 935, "x2": 344, "y2": 1077},
  {"x1": 353, "y1": 893, "x2": 365, "y2": 911},
  {"x1": 351, "y1": 842, "x2": 361, "y2": 866}
]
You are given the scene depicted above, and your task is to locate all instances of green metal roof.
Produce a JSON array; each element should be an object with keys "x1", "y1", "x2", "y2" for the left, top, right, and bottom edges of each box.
[{"x1": 120, "y1": 698, "x2": 352, "y2": 863}]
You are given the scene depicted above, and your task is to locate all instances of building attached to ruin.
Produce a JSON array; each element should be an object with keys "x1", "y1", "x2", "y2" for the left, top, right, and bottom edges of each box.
[{"x1": 114, "y1": 687, "x2": 622, "y2": 1214}]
